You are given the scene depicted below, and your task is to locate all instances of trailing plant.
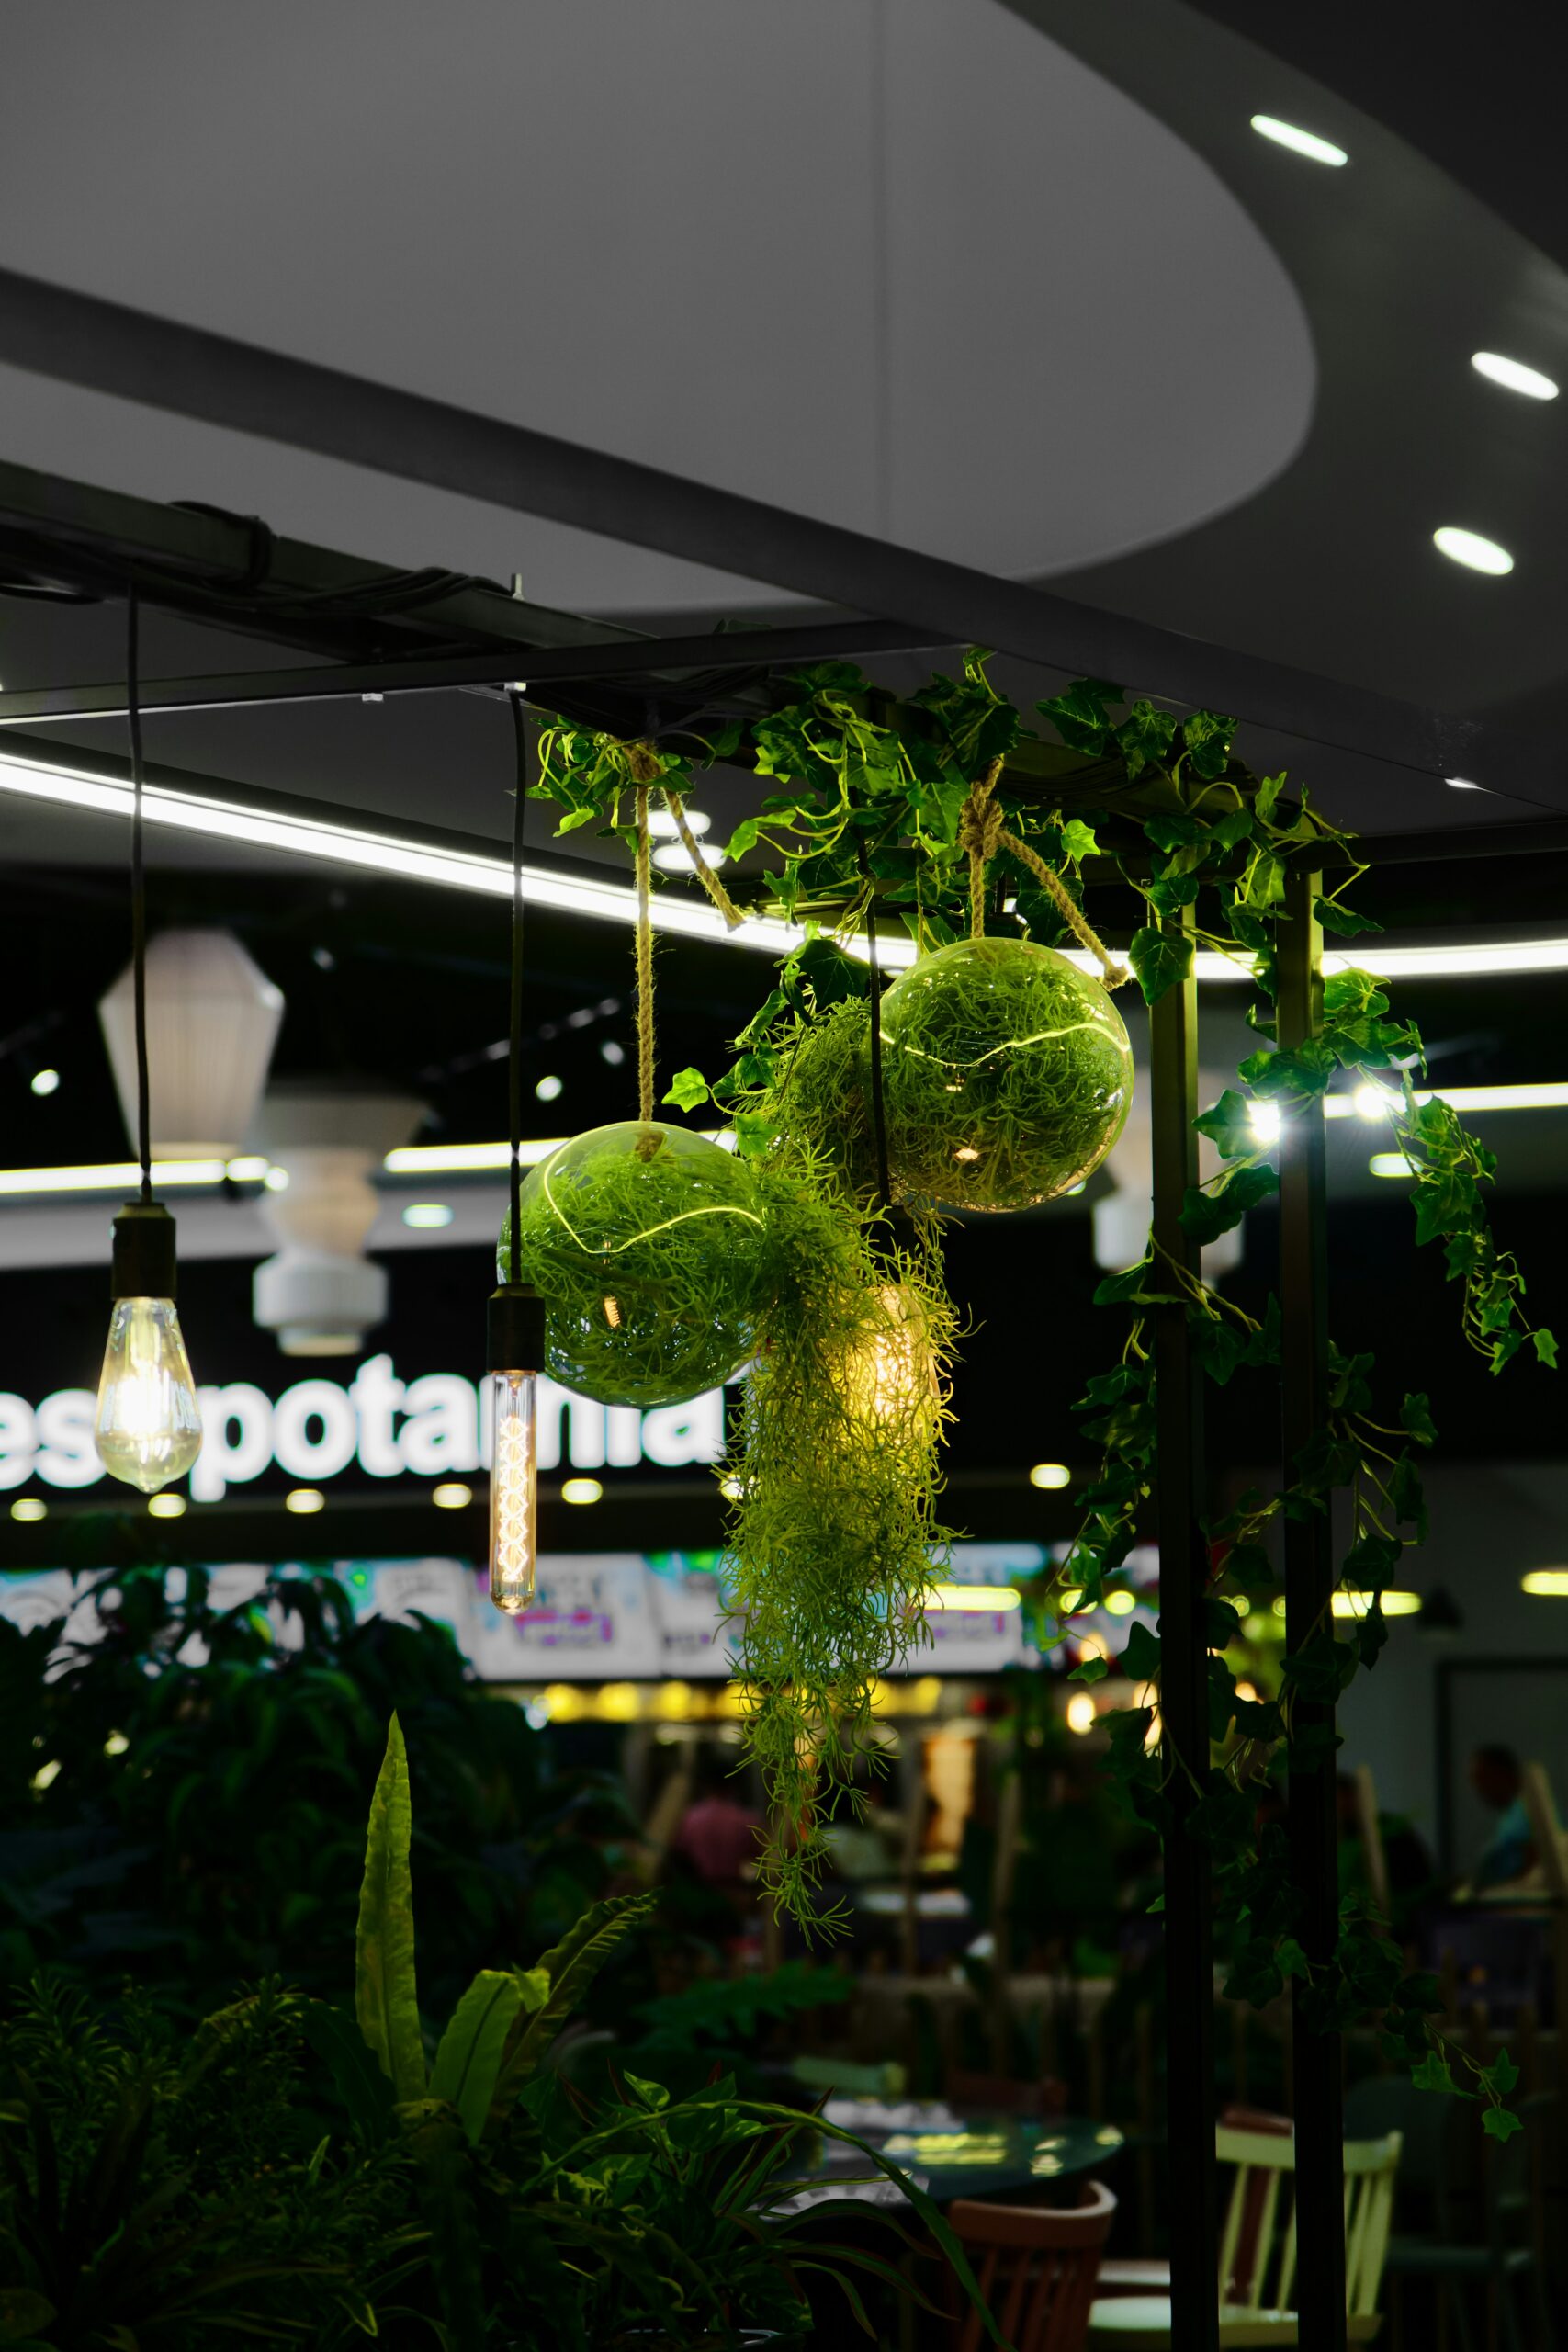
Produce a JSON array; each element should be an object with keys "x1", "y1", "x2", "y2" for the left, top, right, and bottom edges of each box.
[{"x1": 526, "y1": 656, "x2": 1551, "y2": 2094}]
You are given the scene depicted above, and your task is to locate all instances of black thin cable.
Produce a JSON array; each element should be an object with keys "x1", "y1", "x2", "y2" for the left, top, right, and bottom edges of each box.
[
  {"x1": 507, "y1": 694, "x2": 529, "y2": 1283},
  {"x1": 127, "y1": 586, "x2": 152, "y2": 1204},
  {"x1": 856, "y1": 835, "x2": 893, "y2": 1214}
]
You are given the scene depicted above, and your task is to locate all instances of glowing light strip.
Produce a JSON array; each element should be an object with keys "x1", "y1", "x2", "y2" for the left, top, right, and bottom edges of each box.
[
  {"x1": 926, "y1": 1584, "x2": 1023, "y2": 1611},
  {"x1": 2, "y1": 739, "x2": 1563, "y2": 985}
]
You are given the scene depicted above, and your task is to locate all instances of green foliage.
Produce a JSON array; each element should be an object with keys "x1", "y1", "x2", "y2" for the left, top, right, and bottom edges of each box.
[
  {"x1": 502, "y1": 1119, "x2": 771, "y2": 1408},
  {"x1": 876, "y1": 938, "x2": 1134, "y2": 1211},
  {"x1": 0, "y1": 1566, "x2": 630, "y2": 2019},
  {"x1": 725, "y1": 1154, "x2": 959, "y2": 1931},
  {"x1": 355, "y1": 1714, "x2": 425, "y2": 2102},
  {"x1": 754, "y1": 994, "x2": 880, "y2": 1205}
]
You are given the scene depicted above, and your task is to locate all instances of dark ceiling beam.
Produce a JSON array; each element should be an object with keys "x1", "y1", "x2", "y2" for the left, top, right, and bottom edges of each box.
[
  {"x1": 2, "y1": 268, "x2": 1567, "y2": 811},
  {"x1": 0, "y1": 619, "x2": 950, "y2": 728}
]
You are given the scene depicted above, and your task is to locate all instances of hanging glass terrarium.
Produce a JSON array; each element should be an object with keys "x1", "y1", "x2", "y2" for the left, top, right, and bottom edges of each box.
[
  {"x1": 875, "y1": 936, "x2": 1134, "y2": 1211},
  {"x1": 501, "y1": 1121, "x2": 769, "y2": 1407}
]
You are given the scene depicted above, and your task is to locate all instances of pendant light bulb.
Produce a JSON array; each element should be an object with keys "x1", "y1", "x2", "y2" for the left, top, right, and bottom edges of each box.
[
  {"x1": 487, "y1": 1363, "x2": 538, "y2": 1611},
  {"x1": 95, "y1": 1202, "x2": 202, "y2": 1494}
]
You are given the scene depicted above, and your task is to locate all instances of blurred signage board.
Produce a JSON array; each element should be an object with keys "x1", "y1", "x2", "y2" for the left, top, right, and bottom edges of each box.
[{"x1": 0, "y1": 1543, "x2": 1037, "y2": 1679}]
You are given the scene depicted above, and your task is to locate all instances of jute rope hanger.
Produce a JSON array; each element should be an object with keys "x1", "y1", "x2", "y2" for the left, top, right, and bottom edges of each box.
[{"x1": 957, "y1": 754, "x2": 1129, "y2": 990}]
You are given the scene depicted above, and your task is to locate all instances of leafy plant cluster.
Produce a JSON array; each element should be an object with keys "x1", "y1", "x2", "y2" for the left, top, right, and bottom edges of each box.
[
  {"x1": 528, "y1": 658, "x2": 1549, "y2": 2108},
  {"x1": 0, "y1": 1565, "x2": 633, "y2": 2018},
  {"x1": 0, "y1": 1719, "x2": 999, "y2": 2351}
]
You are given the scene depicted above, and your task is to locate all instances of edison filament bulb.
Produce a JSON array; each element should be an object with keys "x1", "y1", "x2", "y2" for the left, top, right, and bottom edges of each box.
[
  {"x1": 95, "y1": 1204, "x2": 203, "y2": 1496},
  {"x1": 487, "y1": 1367, "x2": 538, "y2": 1612}
]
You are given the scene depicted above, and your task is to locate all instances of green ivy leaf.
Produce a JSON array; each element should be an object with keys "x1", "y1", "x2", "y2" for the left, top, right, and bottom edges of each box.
[
  {"x1": 1120, "y1": 1621, "x2": 1162, "y2": 1685},
  {"x1": 1400, "y1": 1392, "x2": 1438, "y2": 1447},
  {"x1": 1068, "y1": 1654, "x2": 1110, "y2": 1685},
  {"x1": 1194, "y1": 1089, "x2": 1258, "y2": 1160},
  {"x1": 1315, "y1": 896, "x2": 1385, "y2": 937},
  {"x1": 660, "y1": 1069, "x2": 711, "y2": 1114},
  {"x1": 1482, "y1": 2105, "x2": 1524, "y2": 2141},
  {"x1": 1059, "y1": 817, "x2": 1100, "y2": 862},
  {"x1": 1128, "y1": 926, "x2": 1194, "y2": 1006},
  {"x1": 1489, "y1": 2048, "x2": 1520, "y2": 2097},
  {"x1": 1179, "y1": 1165, "x2": 1279, "y2": 1243},
  {"x1": 1534, "y1": 1329, "x2": 1559, "y2": 1369},
  {"x1": 1035, "y1": 678, "x2": 1122, "y2": 753},
  {"x1": 1411, "y1": 2052, "x2": 1460, "y2": 2095}
]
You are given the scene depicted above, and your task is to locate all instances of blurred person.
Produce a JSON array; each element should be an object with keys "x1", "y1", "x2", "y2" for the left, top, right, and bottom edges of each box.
[
  {"x1": 1468, "y1": 1744, "x2": 1536, "y2": 1890},
  {"x1": 673, "y1": 1751, "x2": 761, "y2": 1890}
]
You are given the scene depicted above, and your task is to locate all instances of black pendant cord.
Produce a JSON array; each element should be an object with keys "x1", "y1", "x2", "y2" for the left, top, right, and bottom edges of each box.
[
  {"x1": 127, "y1": 585, "x2": 152, "y2": 1205},
  {"x1": 855, "y1": 833, "x2": 893, "y2": 1216},
  {"x1": 507, "y1": 693, "x2": 529, "y2": 1285}
]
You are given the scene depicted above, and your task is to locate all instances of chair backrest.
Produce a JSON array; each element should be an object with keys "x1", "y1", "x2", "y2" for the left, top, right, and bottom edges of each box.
[
  {"x1": 1519, "y1": 1761, "x2": 1568, "y2": 1896},
  {"x1": 949, "y1": 2181, "x2": 1116, "y2": 2352},
  {"x1": 1213, "y1": 2127, "x2": 1402, "y2": 2321}
]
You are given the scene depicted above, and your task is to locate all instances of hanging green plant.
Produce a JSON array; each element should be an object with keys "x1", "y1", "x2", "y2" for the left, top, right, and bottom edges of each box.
[
  {"x1": 756, "y1": 994, "x2": 879, "y2": 1208},
  {"x1": 726, "y1": 1151, "x2": 958, "y2": 1928},
  {"x1": 501, "y1": 1120, "x2": 768, "y2": 1408},
  {"x1": 876, "y1": 935, "x2": 1134, "y2": 1211}
]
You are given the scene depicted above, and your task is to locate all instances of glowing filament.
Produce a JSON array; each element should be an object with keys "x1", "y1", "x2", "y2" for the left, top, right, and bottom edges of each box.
[
  {"x1": 838, "y1": 1284, "x2": 939, "y2": 1430},
  {"x1": 94, "y1": 1296, "x2": 203, "y2": 1494},
  {"x1": 488, "y1": 1369, "x2": 537, "y2": 1612}
]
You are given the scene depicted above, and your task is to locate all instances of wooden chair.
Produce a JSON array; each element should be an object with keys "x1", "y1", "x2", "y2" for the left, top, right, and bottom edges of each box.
[
  {"x1": 1086, "y1": 2126, "x2": 1402, "y2": 2346},
  {"x1": 949, "y1": 2181, "x2": 1117, "y2": 2352},
  {"x1": 1096, "y1": 2107, "x2": 1292, "y2": 2301}
]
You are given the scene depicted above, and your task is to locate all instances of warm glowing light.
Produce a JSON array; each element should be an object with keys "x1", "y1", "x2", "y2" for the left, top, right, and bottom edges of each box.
[
  {"x1": 402, "y1": 1202, "x2": 454, "y2": 1229},
  {"x1": 286, "y1": 1487, "x2": 325, "y2": 1514},
  {"x1": 653, "y1": 841, "x2": 728, "y2": 877},
  {"x1": 562, "y1": 1476, "x2": 604, "y2": 1506},
  {"x1": 264, "y1": 1167, "x2": 289, "y2": 1191},
  {"x1": 1055, "y1": 1587, "x2": 1085, "y2": 1614},
  {"x1": 657, "y1": 1681, "x2": 694, "y2": 1720},
  {"x1": 836, "y1": 1283, "x2": 939, "y2": 1429},
  {"x1": 29, "y1": 1069, "x2": 59, "y2": 1097},
  {"x1": 1331, "y1": 1589, "x2": 1422, "y2": 1617},
  {"x1": 1521, "y1": 1568, "x2": 1568, "y2": 1597},
  {"x1": 488, "y1": 1370, "x2": 538, "y2": 1611},
  {"x1": 598, "y1": 1681, "x2": 640, "y2": 1722},
  {"x1": 1249, "y1": 115, "x2": 1348, "y2": 166},
  {"x1": 1472, "y1": 351, "x2": 1558, "y2": 401},
  {"x1": 103, "y1": 1731, "x2": 129, "y2": 1757},
  {"x1": 1354, "y1": 1084, "x2": 1393, "y2": 1120},
  {"x1": 432, "y1": 1482, "x2": 473, "y2": 1510},
  {"x1": 9, "y1": 1498, "x2": 45, "y2": 1522},
  {"x1": 1434, "y1": 526, "x2": 1514, "y2": 575},
  {"x1": 226, "y1": 1154, "x2": 270, "y2": 1182},
  {"x1": 1235, "y1": 1680, "x2": 1259, "y2": 1704},
  {"x1": 30, "y1": 1759, "x2": 61, "y2": 1792},
  {"x1": 535, "y1": 1074, "x2": 563, "y2": 1102},
  {"x1": 926, "y1": 1584, "x2": 1023, "y2": 1611},
  {"x1": 1247, "y1": 1101, "x2": 1282, "y2": 1145},
  {"x1": 147, "y1": 1493, "x2": 186, "y2": 1519},
  {"x1": 1104, "y1": 1589, "x2": 1137, "y2": 1616},
  {"x1": 1369, "y1": 1152, "x2": 1416, "y2": 1179},
  {"x1": 1066, "y1": 1691, "x2": 1097, "y2": 1735},
  {"x1": 648, "y1": 806, "x2": 711, "y2": 838},
  {"x1": 1030, "y1": 1462, "x2": 1071, "y2": 1490},
  {"x1": 910, "y1": 1675, "x2": 942, "y2": 1713},
  {"x1": 95, "y1": 1297, "x2": 203, "y2": 1494}
]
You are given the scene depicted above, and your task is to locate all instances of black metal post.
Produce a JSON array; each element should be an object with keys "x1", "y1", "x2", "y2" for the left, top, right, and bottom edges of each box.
[
  {"x1": 1150, "y1": 905, "x2": 1220, "y2": 2352},
  {"x1": 1278, "y1": 865, "x2": 1347, "y2": 2347}
]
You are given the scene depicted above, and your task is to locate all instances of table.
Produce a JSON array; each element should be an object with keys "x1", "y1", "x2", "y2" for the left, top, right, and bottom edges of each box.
[{"x1": 777, "y1": 2100, "x2": 1125, "y2": 2213}]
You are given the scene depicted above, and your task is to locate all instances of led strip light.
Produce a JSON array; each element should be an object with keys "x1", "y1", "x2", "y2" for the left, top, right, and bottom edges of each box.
[{"x1": 5, "y1": 740, "x2": 1568, "y2": 985}]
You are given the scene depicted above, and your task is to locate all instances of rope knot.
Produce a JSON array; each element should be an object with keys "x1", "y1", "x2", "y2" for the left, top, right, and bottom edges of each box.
[
  {"x1": 957, "y1": 787, "x2": 1005, "y2": 865},
  {"x1": 625, "y1": 741, "x2": 664, "y2": 786}
]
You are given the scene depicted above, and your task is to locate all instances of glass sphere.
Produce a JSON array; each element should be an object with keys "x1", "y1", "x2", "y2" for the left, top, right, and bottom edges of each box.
[
  {"x1": 763, "y1": 999, "x2": 879, "y2": 1207},
  {"x1": 875, "y1": 938, "x2": 1134, "y2": 1211},
  {"x1": 501, "y1": 1121, "x2": 768, "y2": 1408}
]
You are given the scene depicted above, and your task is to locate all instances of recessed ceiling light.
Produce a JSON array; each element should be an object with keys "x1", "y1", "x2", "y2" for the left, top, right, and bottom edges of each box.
[
  {"x1": 600, "y1": 1038, "x2": 626, "y2": 1067},
  {"x1": 561, "y1": 1476, "x2": 603, "y2": 1505},
  {"x1": 1369, "y1": 1152, "x2": 1416, "y2": 1179},
  {"x1": 432, "y1": 1482, "x2": 472, "y2": 1510},
  {"x1": 1472, "y1": 351, "x2": 1559, "y2": 401},
  {"x1": 1250, "y1": 114, "x2": 1348, "y2": 167},
  {"x1": 1029, "y1": 1462, "x2": 1071, "y2": 1490},
  {"x1": 286, "y1": 1487, "x2": 325, "y2": 1514},
  {"x1": 1433, "y1": 526, "x2": 1515, "y2": 575},
  {"x1": 653, "y1": 842, "x2": 728, "y2": 877},
  {"x1": 29, "y1": 1069, "x2": 59, "y2": 1097},
  {"x1": 147, "y1": 1493, "x2": 186, "y2": 1518},
  {"x1": 10, "y1": 1498, "x2": 46, "y2": 1522},
  {"x1": 1353, "y1": 1084, "x2": 1393, "y2": 1120},
  {"x1": 535, "y1": 1074, "x2": 563, "y2": 1102},
  {"x1": 401, "y1": 1202, "x2": 454, "y2": 1228},
  {"x1": 1522, "y1": 1568, "x2": 1568, "y2": 1596},
  {"x1": 1247, "y1": 1101, "x2": 1282, "y2": 1145}
]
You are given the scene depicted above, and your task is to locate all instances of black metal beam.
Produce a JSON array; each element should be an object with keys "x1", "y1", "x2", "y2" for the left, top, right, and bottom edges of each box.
[
  {"x1": 1150, "y1": 904, "x2": 1220, "y2": 2352},
  {"x1": 1, "y1": 266, "x2": 1567, "y2": 810},
  {"x1": 1278, "y1": 867, "x2": 1347, "y2": 2350},
  {"x1": 0, "y1": 618, "x2": 950, "y2": 727}
]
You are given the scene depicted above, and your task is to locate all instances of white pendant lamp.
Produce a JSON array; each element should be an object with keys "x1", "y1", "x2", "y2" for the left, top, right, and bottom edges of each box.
[
  {"x1": 99, "y1": 929, "x2": 284, "y2": 1158},
  {"x1": 251, "y1": 1082, "x2": 425, "y2": 1357}
]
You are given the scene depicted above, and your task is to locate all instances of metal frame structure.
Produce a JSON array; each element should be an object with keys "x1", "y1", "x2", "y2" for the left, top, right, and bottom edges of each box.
[{"x1": 0, "y1": 271, "x2": 1554, "y2": 2352}]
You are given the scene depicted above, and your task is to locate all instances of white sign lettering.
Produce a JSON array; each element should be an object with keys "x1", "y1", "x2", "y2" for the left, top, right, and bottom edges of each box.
[{"x1": 0, "y1": 1356, "x2": 727, "y2": 1501}]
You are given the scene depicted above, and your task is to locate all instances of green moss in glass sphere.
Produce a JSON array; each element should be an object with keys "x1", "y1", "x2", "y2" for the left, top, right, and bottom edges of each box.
[
  {"x1": 499, "y1": 1120, "x2": 768, "y2": 1407},
  {"x1": 762, "y1": 998, "x2": 879, "y2": 1208},
  {"x1": 875, "y1": 937, "x2": 1134, "y2": 1211}
]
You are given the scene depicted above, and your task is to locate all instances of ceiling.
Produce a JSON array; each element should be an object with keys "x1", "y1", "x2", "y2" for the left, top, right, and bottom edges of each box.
[{"x1": 0, "y1": 0, "x2": 1565, "y2": 1173}]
